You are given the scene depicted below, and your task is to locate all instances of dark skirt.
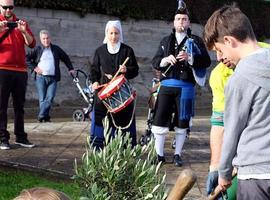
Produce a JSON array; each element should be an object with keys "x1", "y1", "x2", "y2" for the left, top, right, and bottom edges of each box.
[
  {"x1": 90, "y1": 96, "x2": 137, "y2": 149},
  {"x1": 152, "y1": 86, "x2": 193, "y2": 129}
]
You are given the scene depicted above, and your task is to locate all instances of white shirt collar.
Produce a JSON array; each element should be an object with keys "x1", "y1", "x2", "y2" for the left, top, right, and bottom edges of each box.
[
  {"x1": 107, "y1": 42, "x2": 121, "y2": 54},
  {"x1": 175, "y1": 32, "x2": 187, "y2": 44}
]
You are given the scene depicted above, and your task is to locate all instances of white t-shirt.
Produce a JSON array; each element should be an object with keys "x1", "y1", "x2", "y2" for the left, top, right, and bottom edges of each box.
[{"x1": 38, "y1": 47, "x2": 55, "y2": 76}]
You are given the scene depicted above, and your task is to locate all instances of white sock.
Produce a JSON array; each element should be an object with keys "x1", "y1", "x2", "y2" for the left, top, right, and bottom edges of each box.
[
  {"x1": 154, "y1": 133, "x2": 166, "y2": 156},
  {"x1": 174, "y1": 128, "x2": 187, "y2": 156}
]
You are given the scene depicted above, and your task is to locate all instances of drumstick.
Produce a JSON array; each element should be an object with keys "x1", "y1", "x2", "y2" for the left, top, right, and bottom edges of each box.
[
  {"x1": 167, "y1": 169, "x2": 197, "y2": 200},
  {"x1": 95, "y1": 57, "x2": 130, "y2": 91},
  {"x1": 110, "y1": 57, "x2": 130, "y2": 82},
  {"x1": 208, "y1": 170, "x2": 237, "y2": 200},
  {"x1": 95, "y1": 83, "x2": 107, "y2": 90}
]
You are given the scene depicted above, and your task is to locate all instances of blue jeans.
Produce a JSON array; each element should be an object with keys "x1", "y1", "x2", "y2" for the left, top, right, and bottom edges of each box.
[
  {"x1": 206, "y1": 171, "x2": 224, "y2": 200},
  {"x1": 36, "y1": 75, "x2": 57, "y2": 120}
]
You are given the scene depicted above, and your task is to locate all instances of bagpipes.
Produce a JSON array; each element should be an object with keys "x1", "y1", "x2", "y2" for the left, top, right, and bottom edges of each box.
[{"x1": 162, "y1": 27, "x2": 207, "y2": 86}]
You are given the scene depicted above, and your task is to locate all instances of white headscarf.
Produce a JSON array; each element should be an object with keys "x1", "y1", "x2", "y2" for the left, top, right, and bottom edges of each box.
[{"x1": 103, "y1": 20, "x2": 123, "y2": 54}]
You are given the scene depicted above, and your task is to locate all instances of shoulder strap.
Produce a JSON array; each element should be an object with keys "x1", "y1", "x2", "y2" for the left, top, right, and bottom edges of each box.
[
  {"x1": 0, "y1": 29, "x2": 13, "y2": 44},
  {"x1": 180, "y1": 36, "x2": 188, "y2": 47}
]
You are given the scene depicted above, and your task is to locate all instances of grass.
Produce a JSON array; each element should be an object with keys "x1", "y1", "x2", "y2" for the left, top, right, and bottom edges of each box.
[{"x1": 0, "y1": 168, "x2": 80, "y2": 200}]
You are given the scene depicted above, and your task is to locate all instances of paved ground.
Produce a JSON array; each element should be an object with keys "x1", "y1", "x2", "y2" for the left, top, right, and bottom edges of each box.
[{"x1": 0, "y1": 116, "x2": 211, "y2": 200}]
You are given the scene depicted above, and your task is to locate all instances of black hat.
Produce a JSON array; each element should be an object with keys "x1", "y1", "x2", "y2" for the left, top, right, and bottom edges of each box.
[{"x1": 175, "y1": 1, "x2": 189, "y2": 17}]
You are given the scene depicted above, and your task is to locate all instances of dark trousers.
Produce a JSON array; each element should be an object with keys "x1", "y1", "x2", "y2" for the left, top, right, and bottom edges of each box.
[
  {"x1": 0, "y1": 70, "x2": 28, "y2": 142},
  {"x1": 152, "y1": 86, "x2": 190, "y2": 129},
  {"x1": 237, "y1": 179, "x2": 270, "y2": 200}
]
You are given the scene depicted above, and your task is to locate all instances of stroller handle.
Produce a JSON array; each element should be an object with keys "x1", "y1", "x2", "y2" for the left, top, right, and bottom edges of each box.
[
  {"x1": 72, "y1": 69, "x2": 91, "y2": 87},
  {"x1": 71, "y1": 69, "x2": 88, "y2": 79}
]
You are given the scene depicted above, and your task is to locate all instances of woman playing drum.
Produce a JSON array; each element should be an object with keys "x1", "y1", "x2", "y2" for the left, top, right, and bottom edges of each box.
[{"x1": 90, "y1": 20, "x2": 139, "y2": 149}]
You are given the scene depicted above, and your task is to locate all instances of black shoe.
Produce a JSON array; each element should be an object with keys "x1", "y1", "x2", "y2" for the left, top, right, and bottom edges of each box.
[
  {"x1": 152, "y1": 154, "x2": 165, "y2": 165},
  {"x1": 15, "y1": 139, "x2": 35, "y2": 148},
  {"x1": 173, "y1": 154, "x2": 183, "y2": 167},
  {"x1": 0, "y1": 141, "x2": 10, "y2": 150},
  {"x1": 44, "y1": 119, "x2": 51, "y2": 122},
  {"x1": 38, "y1": 117, "x2": 44, "y2": 123},
  {"x1": 158, "y1": 155, "x2": 165, "y2": 163},
  {"x1": 44, "y1": 116, "x2": 51, "y2": 122},
  {"x1": 155, "y1": 154, "x2": 165, "y2": 165}
]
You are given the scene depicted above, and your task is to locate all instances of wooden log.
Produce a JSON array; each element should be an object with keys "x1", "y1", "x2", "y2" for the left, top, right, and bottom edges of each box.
[{"x1": 167, "y1": 169, "x2": 197, "y2": 200}]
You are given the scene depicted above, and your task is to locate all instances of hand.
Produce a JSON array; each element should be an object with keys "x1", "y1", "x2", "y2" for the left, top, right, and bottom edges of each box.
[
  {"x1": 17, "y1": 20, "x2": 27, "y2": 34},
  {"x1": 104, "y1": 74, "x2": 113, "y2": 79},
  {"x1": 176, "y1": 51, "x2": 188, "y2": 62},
  {"x1": 92, "y1": 82, "x2": 99, "y2": 91},
  {"x1": 0, "y1": 21, "x2": 8, "y2": 32},
  {"x1": 34, "y1": 67, "x2": 43, "y2": 75},
  {"x1": 206, "y1": 171, "x2": 219, "y2": 196},
  {"x1": 218, "y1": 177, "x2": 232, "y2": 192},
  {"x1": 222, "y1": 59, "x2": 235, "y2": 69},
  {"x1": 69, "y1": 70, "x2": 75, "y2": 76},
  {"x1": 119, "y1": 64, "x2": 127, "y2": 73},
  {"x1": 165, "y1": 55, "x2": 177, "y2": 65}
]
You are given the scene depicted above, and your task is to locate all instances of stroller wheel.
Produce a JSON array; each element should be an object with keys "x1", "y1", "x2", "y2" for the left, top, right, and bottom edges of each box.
[
  {"x1": 171, "y1": 137, "x2": 176, "y2": 149},
  {"x1": 72, "y1": 109, "x2": 85, "y2": 122},
  {"x1": 139, "y1": 136, "x2": 146, "y2": 146},
  {"x1": 139, "y1": 130, "x2": 152, "y2": 146}
]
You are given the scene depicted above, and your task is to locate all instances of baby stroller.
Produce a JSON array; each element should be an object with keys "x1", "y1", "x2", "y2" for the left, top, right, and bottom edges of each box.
[
  {"x1": 139, "y1": 78, "x2": 159, "y2": 146},
  {"x1": 71, "y1": 69, "x2": 94, "y2": 122}
]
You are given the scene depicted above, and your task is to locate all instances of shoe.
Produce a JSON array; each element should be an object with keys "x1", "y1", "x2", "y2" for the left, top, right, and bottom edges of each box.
[
  {"x1": 15, "y1": 139, "x2": 35, "y2": 148},
  {"x1": 0, "y1": 141, "x2": 10, "y2": 150},
  {"x1": 44, "y1": 118, "x2": 51, "y2": 122},
  {"x1": 38, "y1": 117, "x2": 44, "y2": 123},
  {"x1": 152, "y1": 154, "x2": 165, "y2": 165},
  {"x1": 158, "y1": 155, "x2": 165, "y2": 163},
  {"x1": 173, "y1": 154, "x2": 183, "y2": 167},
  {"x1": 155, "y1": 154, "x2": 165, "y2": 165}
]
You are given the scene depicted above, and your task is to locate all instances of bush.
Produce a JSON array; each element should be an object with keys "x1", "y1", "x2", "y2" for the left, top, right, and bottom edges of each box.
[{"x1": 73, "y1": 118, "x2": 167, "y2": 200}]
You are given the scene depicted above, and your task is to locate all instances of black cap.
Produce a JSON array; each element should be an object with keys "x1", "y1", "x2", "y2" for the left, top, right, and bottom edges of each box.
[{"x1": 175, "y1": 7, "x2": 189, "y2": 17}]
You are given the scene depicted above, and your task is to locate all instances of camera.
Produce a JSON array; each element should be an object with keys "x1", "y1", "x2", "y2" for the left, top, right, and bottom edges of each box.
[{"x1": 7, "y1": 21, "x2": 18, "y2": 29}]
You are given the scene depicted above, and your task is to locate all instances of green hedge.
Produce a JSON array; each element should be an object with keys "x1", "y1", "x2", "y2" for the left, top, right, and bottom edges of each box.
[{"x1": 15, "y1": 0, "x2": 270, "y2": 38}]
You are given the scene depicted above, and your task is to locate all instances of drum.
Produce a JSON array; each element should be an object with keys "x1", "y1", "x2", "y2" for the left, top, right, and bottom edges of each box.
[{"x1": 98, "y1": 75, "x2": 136, "y2": 114}]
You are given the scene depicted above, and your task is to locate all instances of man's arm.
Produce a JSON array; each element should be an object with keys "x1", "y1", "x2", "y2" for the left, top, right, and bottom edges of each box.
[
  {"x1": 152, "y1": 38, "x2": 170, "y2": 71},
  {"x1": 0, "y1": 21, "x2": 8, "y2": 33},
  {"x1": 218, "y1": 75, "x2": 251, "y2": 186},
  {"x1": 58, "y1": 46, "x2": 74, "y2": 71},
  {"x1": 17, "y1": 20, "x2": 36, "y2": 48},
  {"x1": 26, "y1": 47, "x2": 38, "y2": 70}
]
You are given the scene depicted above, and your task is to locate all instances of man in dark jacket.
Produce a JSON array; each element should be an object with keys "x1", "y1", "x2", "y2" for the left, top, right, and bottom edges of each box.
[
  {"x1": 26, "y1": 29, "x2": 74, "y2": 122},
  {"x1": 151, "y1": 6, "x2": 211, "y2": 166}
]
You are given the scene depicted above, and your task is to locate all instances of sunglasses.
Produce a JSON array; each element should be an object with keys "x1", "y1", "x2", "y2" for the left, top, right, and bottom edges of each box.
[{"x1": 1, "y1": 5, "x2": 14, "y2": 10}]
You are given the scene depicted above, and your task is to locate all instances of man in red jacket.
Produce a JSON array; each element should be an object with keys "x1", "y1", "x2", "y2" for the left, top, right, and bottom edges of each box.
[{"x1": 0, "y1": 0, "x2": 36, "y2": 150}]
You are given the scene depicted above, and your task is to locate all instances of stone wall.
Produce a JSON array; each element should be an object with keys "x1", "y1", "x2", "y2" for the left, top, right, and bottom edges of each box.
[{"x1": 13, "y1": 7, "x2": 216, "y2": 118}]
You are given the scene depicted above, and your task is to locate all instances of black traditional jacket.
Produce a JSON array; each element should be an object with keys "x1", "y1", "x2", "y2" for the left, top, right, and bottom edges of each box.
[
  {"x1": 152, "y1": 29, "x2": 211, "y2": 84},
  {"x1": 90, "y1": 43, "x2": 139, "y2": 84}
]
